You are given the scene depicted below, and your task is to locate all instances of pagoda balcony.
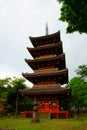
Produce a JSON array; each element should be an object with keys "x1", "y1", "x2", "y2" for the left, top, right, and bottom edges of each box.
[
  {"x1": 34, "y1": 67, "x2": 58, "y2": 73},
  {"x1": 36, "y1": 54, "x2": 57, "y2": 59},
  {"x1": 33, "y1": 83, "x2": 61, "y2": 89}
]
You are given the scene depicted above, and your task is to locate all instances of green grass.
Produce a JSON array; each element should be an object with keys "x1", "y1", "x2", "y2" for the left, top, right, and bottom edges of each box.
[{"x1": 0, "y1": 115, "x2": 87, "y2": 130}]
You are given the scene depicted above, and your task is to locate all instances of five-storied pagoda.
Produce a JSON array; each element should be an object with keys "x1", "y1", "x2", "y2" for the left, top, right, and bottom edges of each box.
[{"x1": 19, "y1": 26, "x2": 71, "y2": 119}]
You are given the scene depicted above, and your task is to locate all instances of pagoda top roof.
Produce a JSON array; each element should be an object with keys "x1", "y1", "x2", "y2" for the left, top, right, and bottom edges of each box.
[
  {"x1": 29, "y1": 31, "x2": 60, "y2": 47},
  {"x1": 18, "y1": 87, "x2": 71, "y2": 96}
]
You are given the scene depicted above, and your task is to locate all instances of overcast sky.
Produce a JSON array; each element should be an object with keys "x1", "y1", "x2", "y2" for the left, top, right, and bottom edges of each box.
[{"x1": 0, "y1": 0, "x2": 87, "y2": 86}]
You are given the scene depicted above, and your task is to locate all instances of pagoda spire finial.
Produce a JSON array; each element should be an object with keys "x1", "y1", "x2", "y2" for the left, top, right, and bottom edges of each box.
[{"x1": 45, "y1": 22, "x2": 49, "y2": 35}]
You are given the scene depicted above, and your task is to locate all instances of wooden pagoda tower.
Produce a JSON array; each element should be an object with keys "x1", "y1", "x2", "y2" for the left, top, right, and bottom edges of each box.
[{"x1": 19, "y1": 31, "x2": 71, "y2": 119}]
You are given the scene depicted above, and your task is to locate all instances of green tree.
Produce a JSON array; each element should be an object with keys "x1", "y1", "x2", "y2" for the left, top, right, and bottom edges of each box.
[
  {"x1": 76, "y1": 65, "x2": 87, "y2": 81},
  {"x1": 68, "y1": 77, "x2": 87, "y2": 113},
  {"x1": 57, "y1": 0, "x2": 87, "y2": 33},
  {"x1": 0, "y1": 77, "x2": 30, "y2": 114},
  {"x1": 7, "y1": 77, "x2": 27, "y2": 112},
  {"x1": 0, "y1": 78, "x2": 11, "y2": 100}
]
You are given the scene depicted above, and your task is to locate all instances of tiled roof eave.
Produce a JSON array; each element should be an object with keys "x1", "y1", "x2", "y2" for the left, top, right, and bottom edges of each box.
[
  {"x1": 19, "y1": 87, "x2": 71, "y2": 95},
  {"x1": 27, "y1": 42, "x2": 62, "y2": 52},
  {"x1": 25, "y1": 53, "x2": 65, "y2": 63},
  {"x1": 29, "y1": 31, "x2": 60, "y2": 42},
  {"x1": 22, "y1": 69, "x2": 68, "y2": 77}
]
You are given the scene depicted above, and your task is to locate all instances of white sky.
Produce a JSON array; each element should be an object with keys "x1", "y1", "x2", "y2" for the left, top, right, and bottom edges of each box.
[{"x1": 0, "y1": 0, "x2": 87, "y2": 87}]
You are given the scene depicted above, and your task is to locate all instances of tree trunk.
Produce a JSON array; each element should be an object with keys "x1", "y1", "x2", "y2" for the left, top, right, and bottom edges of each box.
[
  {"x1": 77, "y1": 105, "x2": 80, "y2": 113},
  {"x1": 16, "y1": 94, "x2": 19, "y2": 115}
]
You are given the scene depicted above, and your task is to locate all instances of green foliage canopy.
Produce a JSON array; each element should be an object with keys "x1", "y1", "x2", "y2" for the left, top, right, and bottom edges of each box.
[
  {"x1": 6, "y1": 77, "x2": 27, "y2": 107},
  {"x1": 0, "y1": 78, "x2": 11, "y2": 100},
  {"x1": 0, "y1": 77, "x2": 27, "y2": 108},
  {"x1": 68, "y1": 77, "x2": 87, "y2": 112},
  {"x1": 57, "y1": 0, "x2": 87, "y2": 33},
  {"x1": 0, "y1": 77, "x2": 33, "y2": 113},
  {"x1": 76, "y1": 65, "x2": 87, "y2": 81}
]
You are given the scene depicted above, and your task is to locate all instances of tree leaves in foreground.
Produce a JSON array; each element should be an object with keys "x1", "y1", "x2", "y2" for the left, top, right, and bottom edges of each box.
[
  {"x1": 0, "y1": 78, "x2": 11, "y2": 99},
  {"x1": 68, "y1": 77, "x2": 87, "y2": 113},
  {"x1": 7, "y1": 77, "x2": 27, "y2": 108},
  {"x1": 0, "y1": 77, "x2": 28, "y2": 113},
  {"x1": 76, "y1": 65, "x2": 87, "y2": 81},
  {"x1": 0, "y1": 77, "x2": 27, "y2": 100},
  {"x1": 0, "y1": 77, "x2": 34, "y2": 114},
  {"x1": 57, "y1": 0, "x2": 87, "y2": 33}
]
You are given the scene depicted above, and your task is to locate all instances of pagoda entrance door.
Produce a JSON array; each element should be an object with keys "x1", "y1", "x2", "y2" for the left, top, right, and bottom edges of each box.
[{"x1": 43, "y1": 101, "x2": 50, "y2": 110}]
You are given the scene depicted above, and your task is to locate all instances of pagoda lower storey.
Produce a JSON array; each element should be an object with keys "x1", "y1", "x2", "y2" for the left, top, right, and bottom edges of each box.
[
  {"x1": 19, "y1": 87, "x2": 71, "y2": 119},
  {"x1": 23, "y1": 99, "x2": 69, "y2": 119}
]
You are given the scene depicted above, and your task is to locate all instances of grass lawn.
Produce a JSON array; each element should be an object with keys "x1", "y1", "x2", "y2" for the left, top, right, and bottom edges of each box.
[{"x1": 0, "y1": 114, "x2": 87, "y2": 130}]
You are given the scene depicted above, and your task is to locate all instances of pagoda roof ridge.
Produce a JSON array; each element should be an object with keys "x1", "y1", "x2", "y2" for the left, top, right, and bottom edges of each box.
[
  {"x1": 27, "y1": 42, "x2": 62, "y2": 50},
  {"x1": 19, "y1": 86, "x2": 70, "y2": 92},
  {"x1": 22, "y1": 68, "x2": 68, "y2": 77},
  {"x1": 29, "y1": 31, "x2": 60, "y2": 40},
  {"x1": 18, "y1": 87, "x2": 71, "y2": 95},
  {"x1": 25, "y1": 53, "x2": 65, "y2": 62}
]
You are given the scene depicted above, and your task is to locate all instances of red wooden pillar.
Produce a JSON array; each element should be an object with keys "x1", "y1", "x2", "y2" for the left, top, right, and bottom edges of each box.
[
  {"x1": 56, "y1": 113, "x2": 59, "y2": 119},
  {"x1": 66, "y1": 112, "x2": 69, "y2": 119}
]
